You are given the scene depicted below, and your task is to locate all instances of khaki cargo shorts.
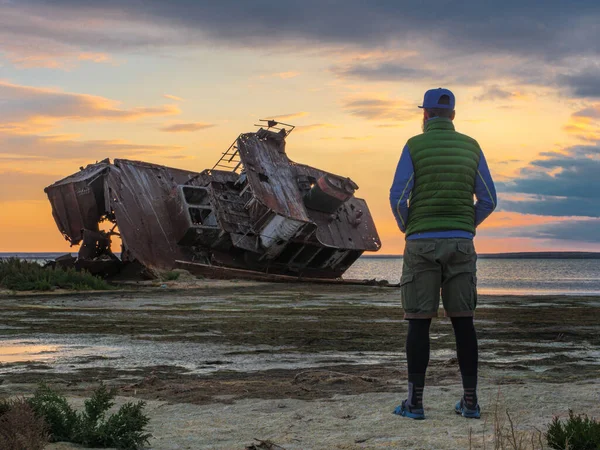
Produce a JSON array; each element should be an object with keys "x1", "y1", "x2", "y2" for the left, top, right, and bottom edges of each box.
[{"x1": 400, "y1": 238, "x2": 477, "y2": 319}]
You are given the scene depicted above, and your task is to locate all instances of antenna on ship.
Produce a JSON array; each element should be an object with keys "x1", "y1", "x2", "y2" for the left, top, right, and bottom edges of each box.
[{"x1": 253, "y1": 119, "x2": 295, "y2": 137}]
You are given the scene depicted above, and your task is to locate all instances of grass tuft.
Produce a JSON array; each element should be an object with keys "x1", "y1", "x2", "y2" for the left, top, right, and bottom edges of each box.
[
  {"x1": 0, "y1": 258, "x2": 112, "y2": 291},
  {"x1": 160, "y1": 271, "x2": 180, "y2": 281}
]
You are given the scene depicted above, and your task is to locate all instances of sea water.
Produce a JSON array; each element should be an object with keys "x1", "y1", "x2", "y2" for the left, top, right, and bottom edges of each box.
[{"x1": 344, "y1": 257, "x2": 600, "y2": 296}]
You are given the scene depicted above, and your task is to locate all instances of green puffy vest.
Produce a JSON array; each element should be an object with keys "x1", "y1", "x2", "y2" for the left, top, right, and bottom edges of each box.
[{"x1": 405, "y1": 118, "x2": 481, "y2": 236}]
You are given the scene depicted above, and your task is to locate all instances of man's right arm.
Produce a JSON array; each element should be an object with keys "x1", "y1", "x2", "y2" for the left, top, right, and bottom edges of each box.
[
  {"x1": 389, "y1": 144, "x2": 414, "y2": 233},
  {"x1": 474, "y1": 151, "x2": 497, "y2": 227}
]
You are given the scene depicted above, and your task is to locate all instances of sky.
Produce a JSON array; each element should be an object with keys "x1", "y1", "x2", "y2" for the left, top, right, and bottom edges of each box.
[{"x1": 0, "y1": 1, "x2": 599, "y2": 254}]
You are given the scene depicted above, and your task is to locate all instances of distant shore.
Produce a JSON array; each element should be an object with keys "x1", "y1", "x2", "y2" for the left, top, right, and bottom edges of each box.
[
  {"x1": 3, "y1": 251, "x2": 600, "y2": 260},
  {"x1": 362, "y1": 251, "x2": 600, "y2": 259}
]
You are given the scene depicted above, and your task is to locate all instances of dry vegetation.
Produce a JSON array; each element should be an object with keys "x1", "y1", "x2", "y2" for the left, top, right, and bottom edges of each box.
[
  {"x1": 0, "y1": 258, "x2": 111, "y2": 291},
  {"x1": 0, "y1": 385, "x2": 150, "y2": 450}
]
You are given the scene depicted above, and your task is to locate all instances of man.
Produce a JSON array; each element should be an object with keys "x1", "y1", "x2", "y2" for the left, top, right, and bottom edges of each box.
[{"x1": 389, "y1": 88, "x2": 497, "y2": 420}]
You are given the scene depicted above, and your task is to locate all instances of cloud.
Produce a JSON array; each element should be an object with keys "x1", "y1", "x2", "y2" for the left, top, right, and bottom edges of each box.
[
  {"x1": 558, "y1": 65, "x2": 600, "y2": 98},
  {"x1": 0, "y1": 81, "x2": 187, "y2": 168},
  {"x1": 0, "y1": 2, "x2": 182, "y2": 68},
  {"x1": 266, "y1": 112, "x2": 309, "y2": 121},
  {"x1": 343, "y1": 97, "x2": 415, "y2": 122},
  {"x1": 499, "y1": 144, "x2": 600, "y2": 218},
  {"x1": 487, "y1": 217, "x2": 600, "y2": 244},
  {"x1": 500, "y1": 196, "x2": 600, "y2": 218},
  {"x1": 2, "y1": 48, "x2": 111, "y2": 69},
  {"x1": 77, "y1": 52, "x2": 110, "y2": 63},
  {"x1": 2, "y1": 1, "x2": 600, "y2": 101},
  {"x1": 258, "y1": 71, "x2": 301, "y2": 80},
  {"x1": 0, "y1": 4, "x2": 117, "y2": 69},
  {"x1": 0, "y1": 36, "x2": 113, "y2": 69},
  {"x1": 163, "y1": 94, "x2": 185, "y2": 102},
  {"x1": 160, "y1": 122, "x2": 215, "y2": 132},
  {"x1": 342, "y1": 136, "x2": 373, "y2": 141},
  {"x1": 488, "y1": 158, "x2": 523, "y2": 165},
  {"x1": 0, "y1": 132, "x2": 184, "y2": 161},
  {"x1": 294, "y1": 123, "x2": 336, "y2": 133},
  {"x1": 333, "y1": 62, "x2": 432, "y2": 82},
  {"x1": 473, "y1": 86, "x2": 522, "y2": 102},
  {"x1": 273, "y1": 71, "x2": 300, "y2": 79},
  {"x1": 0, "y1": 81, "x2": 180, "y2": 133},
  {"x1": 482, "y1": 214, "x2": 600, "y2": 244},
  {"x1": 522, "y1": 219, "x2": 600, "y2": 243},
  {"x1": 375, "y1": 123, "x2": 406, "y2": 128},
  {"x1": 563, "y1": 106, "x2": 600, "y2": 142},
  {"x1": 574, "y1": 105, "x2": 600, "y2": 120},
  {"x1": 11, "y1": 1, "x2": 599, "y2": 59}
]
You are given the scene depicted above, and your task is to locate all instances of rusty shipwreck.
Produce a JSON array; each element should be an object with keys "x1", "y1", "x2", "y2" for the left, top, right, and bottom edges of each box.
[{"x1": 44, "y1": 121, "x2": 381, "y2": 281}]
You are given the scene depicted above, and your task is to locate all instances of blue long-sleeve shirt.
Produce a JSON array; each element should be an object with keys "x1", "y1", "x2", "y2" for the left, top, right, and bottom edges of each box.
[{"x1": 389, "y1": 144, "x2": 497, "y2": 240}]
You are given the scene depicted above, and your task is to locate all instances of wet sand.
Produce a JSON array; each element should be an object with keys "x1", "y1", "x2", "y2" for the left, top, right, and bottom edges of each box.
[{"x1": 1, "y1": 280, "x2": 599, "y2": 449}]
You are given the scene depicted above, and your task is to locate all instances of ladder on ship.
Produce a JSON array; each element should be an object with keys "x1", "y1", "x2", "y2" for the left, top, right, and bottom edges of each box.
[{"x1": 212, "y1": 139, "x2": 243, "y2": 173}]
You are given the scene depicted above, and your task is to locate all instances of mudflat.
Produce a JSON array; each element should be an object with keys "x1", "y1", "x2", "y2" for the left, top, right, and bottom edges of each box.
[{"x1": 1, "y1": 280, "x2": 599, "y2": 449}]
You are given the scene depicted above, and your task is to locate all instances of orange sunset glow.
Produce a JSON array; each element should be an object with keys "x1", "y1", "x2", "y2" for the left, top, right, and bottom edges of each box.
[{"x1": 1, "y1": 2, "x2": 599, "y2": 255}]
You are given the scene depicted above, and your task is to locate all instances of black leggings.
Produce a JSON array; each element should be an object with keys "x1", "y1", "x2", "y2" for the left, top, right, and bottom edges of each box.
[{"x1": 406, "y1": 317, "x2": 478, "y2": 405}]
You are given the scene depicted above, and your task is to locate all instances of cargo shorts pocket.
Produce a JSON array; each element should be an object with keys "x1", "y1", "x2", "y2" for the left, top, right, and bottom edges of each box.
[
  {"x1": 454, "y1": 240, "x2": 477, "y2": 272},
  {"x1": 400, "y1": 273, "x2": 415, "y2": 311},
  {"x1": 406, "y1": 241, "x2": 436, "y2": 257},
  {"x1": 457, "y1": 241, "x2": 474, "y2": 253},
  {"x1": 442, "y1": 272, "x2": 477, "y2": 317},
  {"x1": 405, "y1": 241, "x2": 436, "y2": 267},
  {"x1": 457, "y1": 240, "x2": 476, "y2": 257}
]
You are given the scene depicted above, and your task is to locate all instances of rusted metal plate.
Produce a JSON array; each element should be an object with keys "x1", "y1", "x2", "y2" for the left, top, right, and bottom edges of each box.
[
  {"x1": 237, "y1": 133, "x2": 310, "y2": 222},
  {"x1": 44, "y1": 160, "x2": 110, "y2": 244},
  {"x1": 107, "y1": 159, "x2": 199, "y2": 271},
  {"x1": 292, "y1": 163, "x2": 381, "y2": 251},
  {"x1": 311, "y1": 198, "x2": 381, "y2": 251}
]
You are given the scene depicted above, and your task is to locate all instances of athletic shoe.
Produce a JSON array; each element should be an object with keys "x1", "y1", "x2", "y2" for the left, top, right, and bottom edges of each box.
[
  {"x1": 393, "y1": 399, "x2": 425, "y2": 420},
  {"x1": 455, "y1": 397, "x2": 481, "y2": 419}
]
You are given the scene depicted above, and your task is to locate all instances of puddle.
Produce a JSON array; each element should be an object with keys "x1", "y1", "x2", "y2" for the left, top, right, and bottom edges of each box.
[
  {"x1": 0, "y1": 341, "x2": 60, "y2": 363},
  {"x1": 0, "y1": 335, "x2": 406, "y2": 376}
]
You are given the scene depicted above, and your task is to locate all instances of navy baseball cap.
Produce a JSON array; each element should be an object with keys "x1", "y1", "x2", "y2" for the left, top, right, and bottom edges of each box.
[{"x1": 418, "y1": 88, "x2": 455, "y2": 109}]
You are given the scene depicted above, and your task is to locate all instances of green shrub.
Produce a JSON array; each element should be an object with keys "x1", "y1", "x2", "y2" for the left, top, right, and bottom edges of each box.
[
  {"x1": 0, "y1": 397, "x2": 49, "y2": 450},
  {"x1": 0, "y1": 258, "x2": 111, "y2": 291},
  {"x1": 27, "y1": 384, "x2": 79, "y2": 442},
  {"x1": 98, "y1": 401, "x2": 152, "y2": 449},
  {"x1": 72, "y1": 383, "x2": 117, "y2": 445},
  {"x1": 27, "y1": 384, "x2": 151, "y2": 450},
  {"x1": 546, "y1": 410, "x2": 600, "y2": 450}
]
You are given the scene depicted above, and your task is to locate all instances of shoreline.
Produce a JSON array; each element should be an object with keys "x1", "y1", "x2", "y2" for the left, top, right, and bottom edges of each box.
[{"x1": 2, "y1": 276, "x2": 600, "y2": 298}]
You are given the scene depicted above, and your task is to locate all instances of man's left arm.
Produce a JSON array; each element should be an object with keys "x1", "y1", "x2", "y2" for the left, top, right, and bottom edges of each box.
[
  {"x1": 389, "y1": 144, "x2": 414, "y2": 233},
  {"x1": 474, "y1": 151, "x2": 497, "y2": 227}
]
